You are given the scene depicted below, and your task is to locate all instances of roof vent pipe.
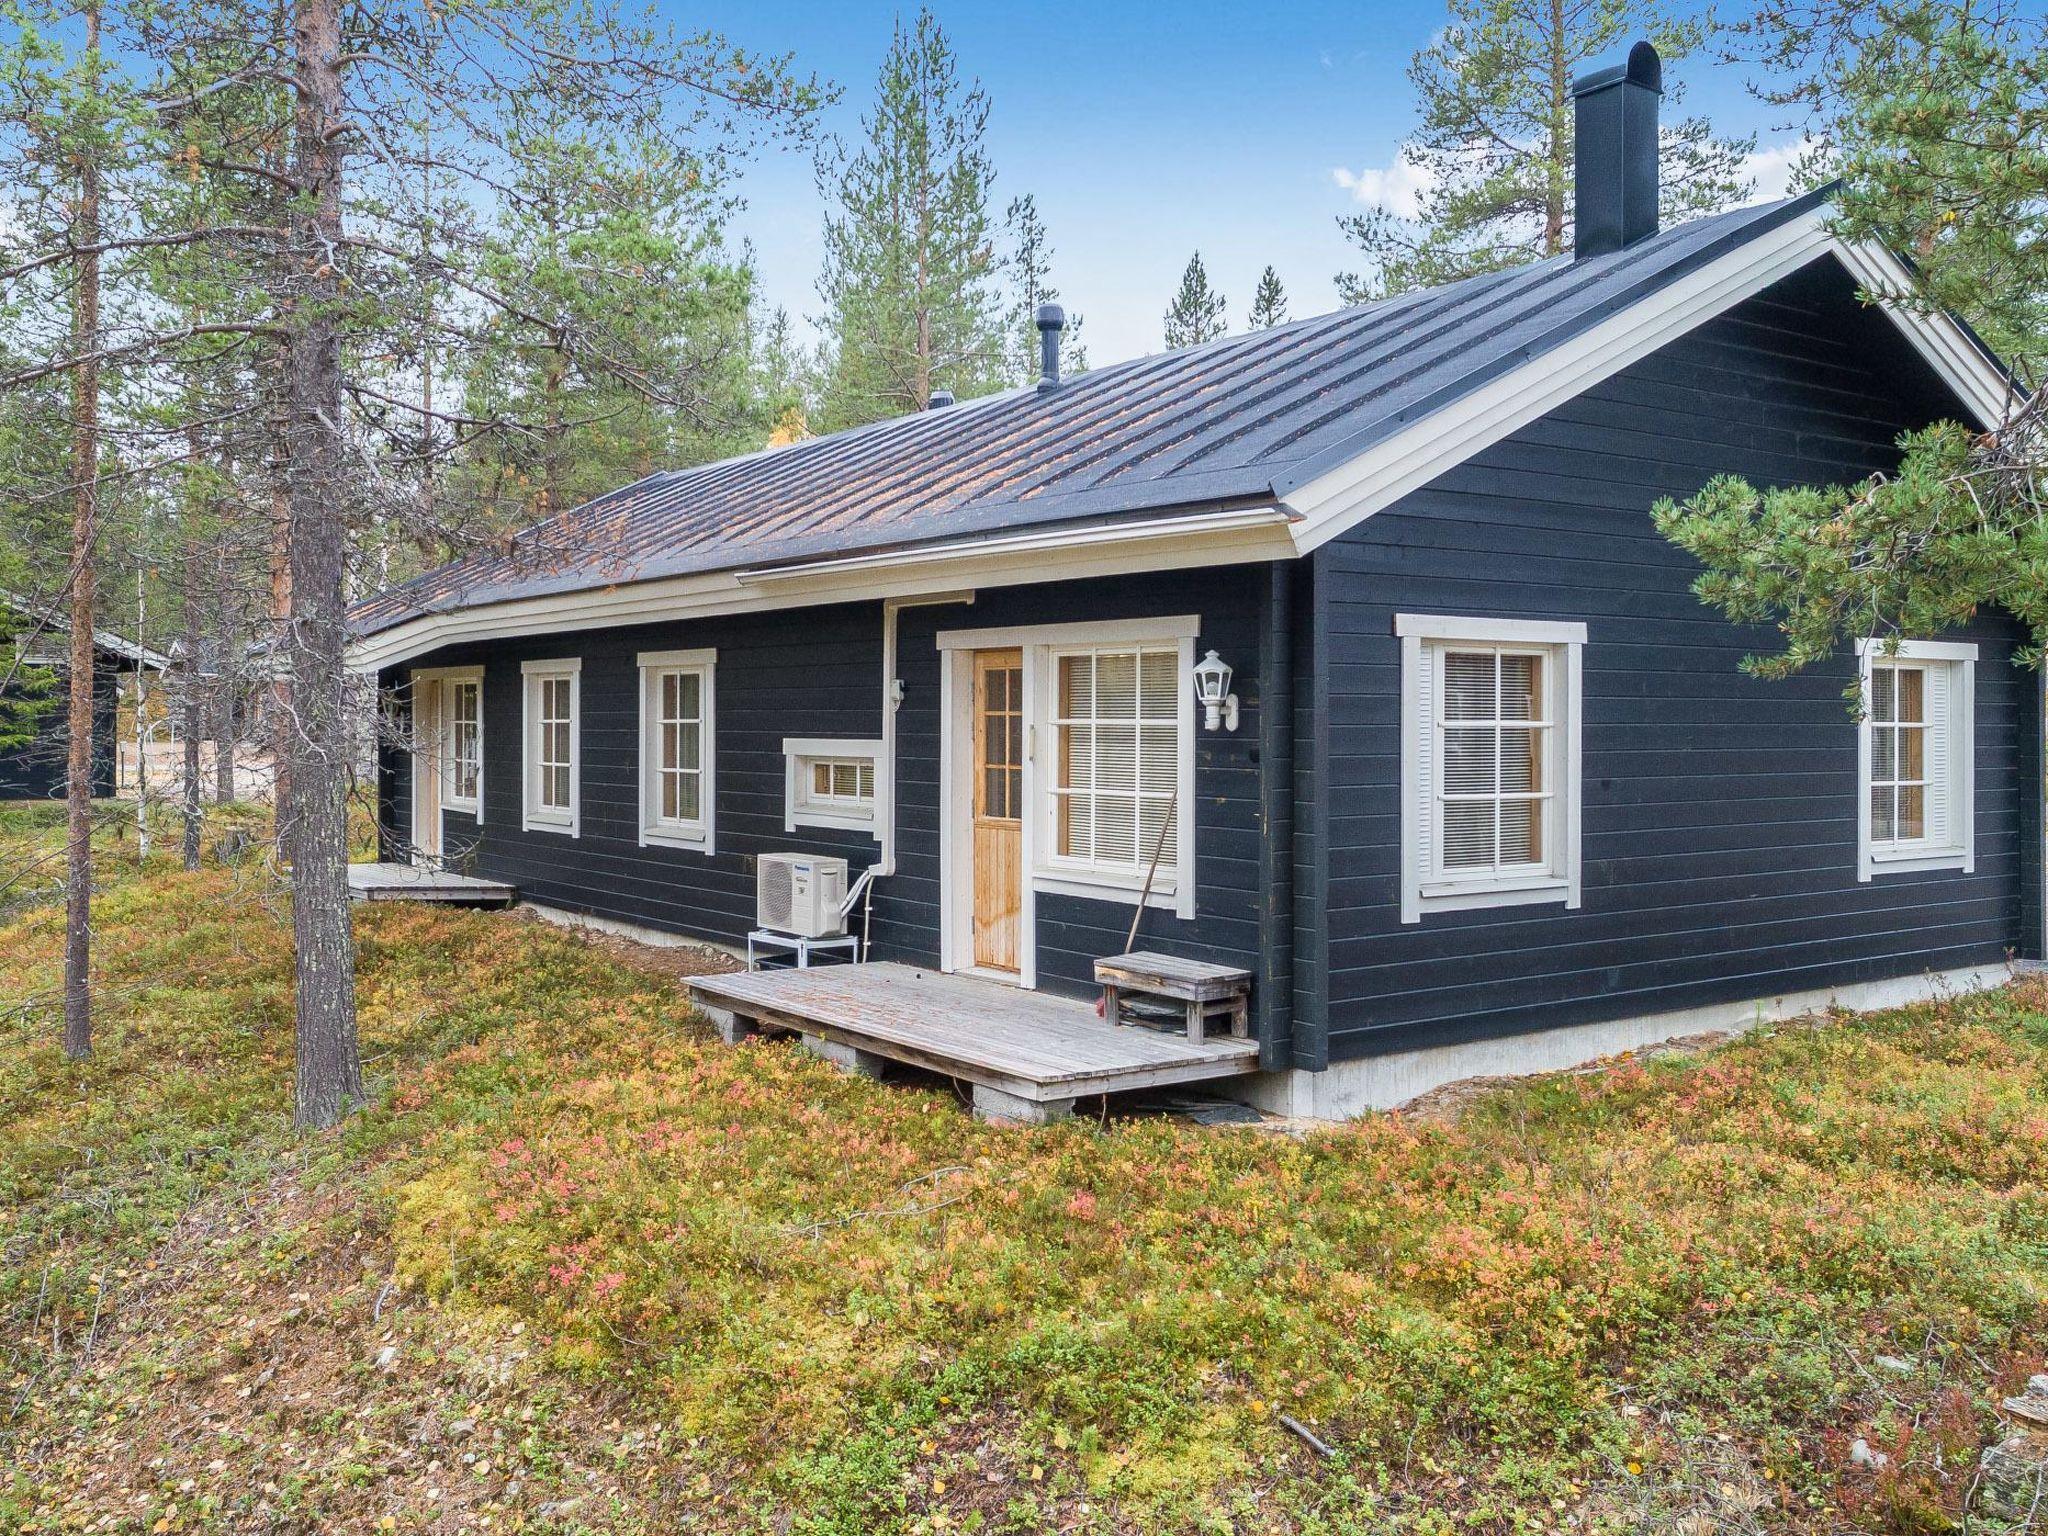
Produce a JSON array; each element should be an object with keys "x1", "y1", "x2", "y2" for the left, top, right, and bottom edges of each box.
[
  {"x1": 1035, "y1": 302, "x2": 1065, "y2": 392},
  {"x1": 928, "y1": 388, "x2": 955, "y2": 409},
  {"x1": 1571, "y1": 40, "x2": 1661, "y2": 260}
]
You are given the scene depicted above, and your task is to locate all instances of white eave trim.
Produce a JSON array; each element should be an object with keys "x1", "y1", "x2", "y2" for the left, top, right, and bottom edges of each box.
[
  {"x1": 1281, "y1": 210, "x2": 2020, "y2": 555},
  {"x1": 346, "y1": 508, "x2": 1295, "y2": 674}
]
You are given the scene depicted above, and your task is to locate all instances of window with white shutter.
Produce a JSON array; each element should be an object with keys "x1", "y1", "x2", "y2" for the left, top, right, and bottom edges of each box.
[
  {"x1": 1397, "y1": 615, "x2": 1585, "y2": 923},
  {"x1": 1857, "y1": 639, "x2": 1974, "y2": 880},
  {"x1": 521, "y1": 659, "x2": 581, "y2": 835},
  {"x1": 639, "y1": 649, "x2": 716, "y2": 852}
]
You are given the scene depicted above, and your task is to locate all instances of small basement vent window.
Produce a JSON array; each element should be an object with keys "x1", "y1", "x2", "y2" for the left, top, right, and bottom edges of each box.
[{"x1": 784, "y1": 738, "x2": 883, "y2": 835}]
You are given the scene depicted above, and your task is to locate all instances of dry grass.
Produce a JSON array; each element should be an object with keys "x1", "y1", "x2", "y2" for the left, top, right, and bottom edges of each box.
[{"x1": 0, "y1": 817, "x2": 2043, "y2": 1534}]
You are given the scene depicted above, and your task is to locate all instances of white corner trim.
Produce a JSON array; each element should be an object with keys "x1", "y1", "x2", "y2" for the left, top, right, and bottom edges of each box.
[
  {"x1": 934, "y1": 613, "x2": 1203, "y2": 651},
  {"x1": 637, "y1": 652, "x2": 717, "y2": 855},
  {"x1": 520, "y1": 658, "x2": 581, "y2": 837},
  {"x1": 1395, "y1": 614, "x2": 1589, "y2": 645}
]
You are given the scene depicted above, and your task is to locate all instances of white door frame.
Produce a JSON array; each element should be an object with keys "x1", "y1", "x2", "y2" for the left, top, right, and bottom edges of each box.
[
  {"x1": 410, "y1": 675, "x2": 444, "y2": 867},
  {"x1": 938, "y1": 644, "x2": 1037, "y2": 989}
]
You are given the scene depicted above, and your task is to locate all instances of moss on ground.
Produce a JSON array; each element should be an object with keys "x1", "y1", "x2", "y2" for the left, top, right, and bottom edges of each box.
[{"x1": 0, "y1": 813, "x2": 2043, "y2": 1533}]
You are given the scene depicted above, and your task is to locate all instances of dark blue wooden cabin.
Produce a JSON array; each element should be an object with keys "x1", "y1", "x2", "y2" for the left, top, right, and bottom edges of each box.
[{"x1": 351, "y1": 49, "x2": 2040, "y2": 1116}]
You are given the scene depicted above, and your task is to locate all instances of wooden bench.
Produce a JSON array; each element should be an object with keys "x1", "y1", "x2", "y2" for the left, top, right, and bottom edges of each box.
[{"x1": 1094, "y1": 951, "x2": 1252, "y2": 1043}]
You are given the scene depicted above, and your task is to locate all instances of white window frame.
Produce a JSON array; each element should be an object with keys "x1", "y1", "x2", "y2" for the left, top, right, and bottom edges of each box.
[
  {"x1": 411, "y1": 664, "x2": 484, "y2": 823},
  {"x1": 638, "y1": 648, "x2": 716, "y2": 853},
  {"x1": 783, "y1": 737, "x2": 882, "y2": 835},
  {"x1": 1856, "y1": 638, "x2": 1975, "y2": 881},
  {"x1": 934, "y1": 616, "x2": 1201, "y2": 985},
  {"x1": 1397, "y1": 614, "x2": 1585, "y2": 924},
  {"x1": 445, "y1": 671, "x2": 484, "y2": 817},
  {"x1": 520, "y1": 658, "x2": 581, "y2": 837},
  {"x1": 1036, "y1": 636, "x2": 1197, "y2": 913}
]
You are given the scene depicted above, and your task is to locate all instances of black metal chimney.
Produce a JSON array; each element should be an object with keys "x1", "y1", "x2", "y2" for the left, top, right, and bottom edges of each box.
[
  {"x1": 928, "y1": 387, "x2": 955, "y2": 409},
  {"x1": 1572, "y1": 41, "x2": 1661, "y2": 260},
  {"x1": 1035, "y1": 302, "x2": 1065, "y2": 392}
]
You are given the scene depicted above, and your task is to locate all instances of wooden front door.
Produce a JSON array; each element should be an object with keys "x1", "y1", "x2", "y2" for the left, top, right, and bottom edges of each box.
[
  {"x1": 412, "y1": 678, "x2": 443, "y2": 865},
  {"x1": 971, "y1": 649, "x2": 1024, "y2": 973}
]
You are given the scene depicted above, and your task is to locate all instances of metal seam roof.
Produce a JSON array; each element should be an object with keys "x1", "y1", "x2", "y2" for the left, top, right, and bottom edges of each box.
[{"x1": 352, "y1": 191, "x2": 1835, "y2": 639}]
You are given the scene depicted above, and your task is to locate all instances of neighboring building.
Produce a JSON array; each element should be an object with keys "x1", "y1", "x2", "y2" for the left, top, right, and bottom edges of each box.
[
  {"x1": 347, "y1": 46, "x2": 2039, "y2": 1117},
  {"x1": 1, "y1": 601, "x2": 168, "y2": 803}
]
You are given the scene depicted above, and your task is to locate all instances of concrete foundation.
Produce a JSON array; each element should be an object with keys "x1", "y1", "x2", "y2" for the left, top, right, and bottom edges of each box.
[
  {"x1": 1232, "y1": 962, "x2": 2014, "y2": 1121},
  {"x1": 803, "y1": 1033, "x2": 888, "y2": 1078},
  {"x1": 970, "y1": 1084, "x2": 1073, "y2": 1125},
  {"x1": 699, "y1": 1004, "x2": 756, "y2": 1046}
]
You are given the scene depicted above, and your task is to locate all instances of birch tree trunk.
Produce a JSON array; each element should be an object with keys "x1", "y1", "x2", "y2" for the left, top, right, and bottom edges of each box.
[
  {"x1": 61, "y1": 0, "x2": 103, "y2": 1063},
  {"x1": 287, "y1": 0, "x2": 363, "y2": 1131}
]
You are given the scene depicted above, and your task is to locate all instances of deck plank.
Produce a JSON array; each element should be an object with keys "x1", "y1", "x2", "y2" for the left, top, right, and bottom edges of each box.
[
  {"x1": 347, "y1": 862, "x2": 517, "y2": 906},
  {"x1": 688, "y1": 962, "x2": 1260, "y2": 1101}
]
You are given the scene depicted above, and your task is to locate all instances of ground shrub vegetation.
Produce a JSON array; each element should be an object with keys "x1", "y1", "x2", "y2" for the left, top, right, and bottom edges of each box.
[{"x1": 0, "y1": 816, "x2": 2043, "y2": 1534}]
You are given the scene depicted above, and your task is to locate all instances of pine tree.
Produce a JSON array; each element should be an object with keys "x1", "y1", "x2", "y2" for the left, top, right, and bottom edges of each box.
[
  {"x1": 1336, "y1": 0, "x2": 1754, "y2": 302},
  {"x1": 1164, "y1": 253, "x2": 1227, "y2": 349},
  {"x1": 457, "y1": 112, "x2": 764, "y2": 529},
  {"x1": 1004, "y1": 193, "x2": 1084, "y2": 383},
  {"x1": 1248, "y1": 266, "x2": 1289, "y2": 329},
  {"x1": 1733, "y1": 0, "x2": 2048, "y2": 377},
  {"x1": 1656, "y1": 5, "x2": 2048, "y2": 686},
  {"x1": 813, "y1": 9, "x2": 1008, "y2": 429}
]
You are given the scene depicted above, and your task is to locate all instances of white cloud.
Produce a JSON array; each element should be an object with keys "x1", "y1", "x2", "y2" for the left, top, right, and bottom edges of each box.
[
  {"x1": 1738, "y1": 135, "x2": 1823, "y2": 204},
  {"x1": 1331, "y1": 151, "x2": 1435, "y2": 222}
]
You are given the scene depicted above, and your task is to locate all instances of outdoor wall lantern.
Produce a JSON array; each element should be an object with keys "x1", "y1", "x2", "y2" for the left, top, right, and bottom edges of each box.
[{"x1": 1193, "y1": 649, "x2": 1239, "y2": 732}]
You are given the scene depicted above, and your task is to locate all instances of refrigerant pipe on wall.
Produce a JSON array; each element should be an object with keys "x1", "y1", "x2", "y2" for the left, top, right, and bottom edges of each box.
[{"x1": 840, "y1": 590, "x2": 976, "y2": 951}]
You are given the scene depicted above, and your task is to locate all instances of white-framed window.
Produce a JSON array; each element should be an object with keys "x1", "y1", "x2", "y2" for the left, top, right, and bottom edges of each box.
[
  {"x1": 521, "y1": 658, "x2": 581, "y2": 836},
  {"x1": 934, "y1": 615, "x2": 1200, "y2": 939},
  {"x1": 446, "y1": 676, "x2": 482, "y2": 814},
  {"x1": 638, "y1": 648, "x2": 716, "y2": 851},
  {"x1": 1857, "y1": 638, "x2": 1975, "y2": 881},
  {"x1": 1046, "y1": 642, "x2": 1187, "y2": 885},
  {"x1": 1397, "y1": 614, "x2": 1585, "y2": 924},
  {"x1": 784, "y1": 737, "x2": 881, "y2": 834}
]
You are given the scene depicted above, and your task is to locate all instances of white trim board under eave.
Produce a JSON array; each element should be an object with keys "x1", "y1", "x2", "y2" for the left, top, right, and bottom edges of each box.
[
  {"x1": 347, "y1": 510, "x2": 1296, "y2": 674},
  {"x1": 1280, "y1": 215, "x2": 2018, "y2": 555}
]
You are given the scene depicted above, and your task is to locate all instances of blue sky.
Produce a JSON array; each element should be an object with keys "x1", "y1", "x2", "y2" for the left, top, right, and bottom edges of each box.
[{"x1": 705, "y1": 0, "x2": 1805, "y2": 367}]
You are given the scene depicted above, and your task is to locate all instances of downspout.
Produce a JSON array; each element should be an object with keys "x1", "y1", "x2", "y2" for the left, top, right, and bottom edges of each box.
[
  {"x1": 1257, "y1": 561, "x2": 1297, "y2": 1071},
  {"x1": 843, "y1": 592, "x2": 973, "y2": 939}
]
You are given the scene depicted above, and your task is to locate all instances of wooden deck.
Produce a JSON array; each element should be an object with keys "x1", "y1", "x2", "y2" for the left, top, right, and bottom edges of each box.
[
  {"x1": 687, "y1": 962, "x2": 1262, "y2": 1121},
  {"x1": 347, "y1": 862, "x2": 516, "y2": 907}
]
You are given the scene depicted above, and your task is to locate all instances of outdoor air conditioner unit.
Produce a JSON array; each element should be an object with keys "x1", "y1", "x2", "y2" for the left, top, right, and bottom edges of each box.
[{"x1": 756, "y1": 853, "x2": 849, "y2": 939}]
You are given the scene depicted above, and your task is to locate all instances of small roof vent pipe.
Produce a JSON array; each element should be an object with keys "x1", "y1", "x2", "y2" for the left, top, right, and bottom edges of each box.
[
  {"x1": 1572, "y1": 40, "x2": 1661, "y2": 260},
  {"x1": 928, "y1": 387, "x2": 955, "y2": 409},
  {"x1": 1035, "y1": 302, "x2": 1065, "y2": 392}
]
